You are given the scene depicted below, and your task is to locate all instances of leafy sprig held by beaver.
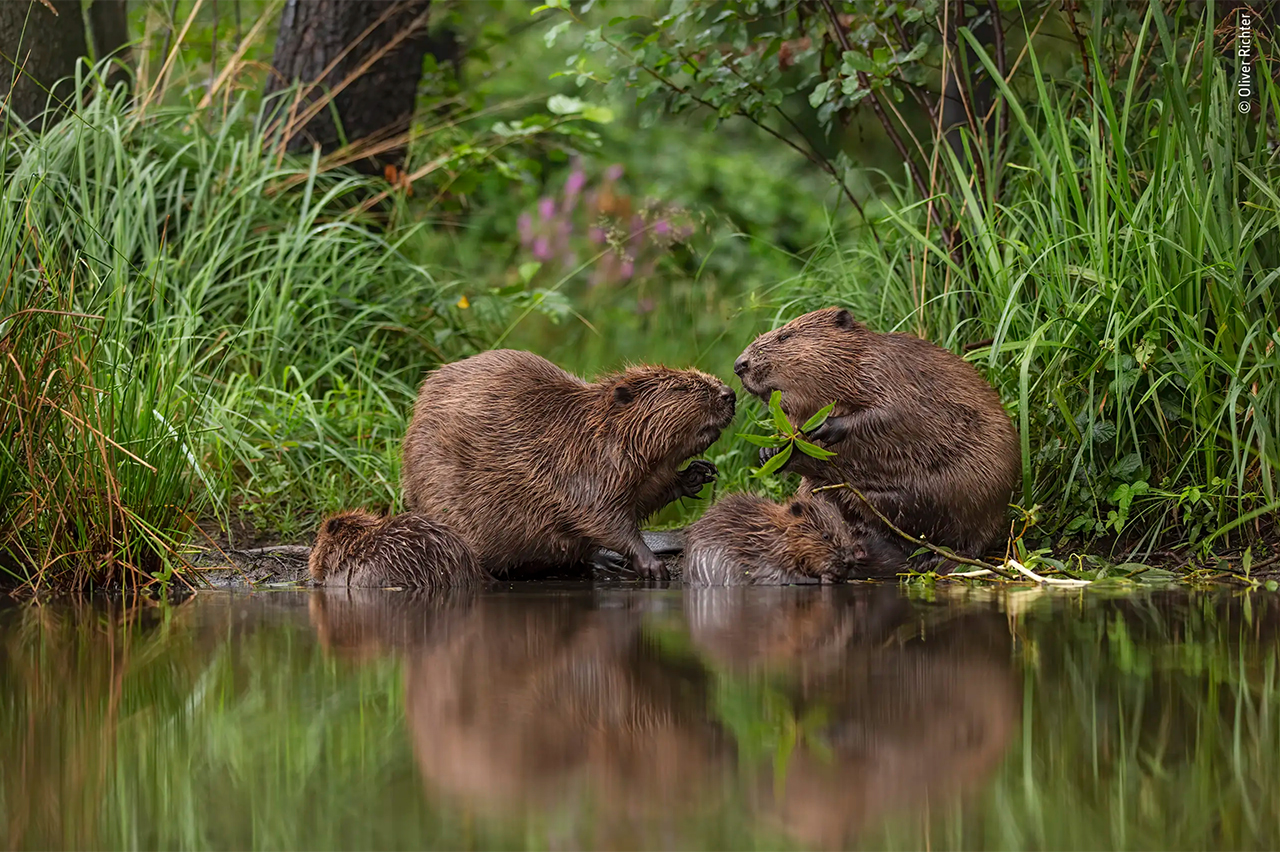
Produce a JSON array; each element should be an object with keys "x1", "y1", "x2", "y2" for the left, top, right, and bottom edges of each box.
[{"x1": 740, "y1": 390, "x2": 837, "y2": 478}]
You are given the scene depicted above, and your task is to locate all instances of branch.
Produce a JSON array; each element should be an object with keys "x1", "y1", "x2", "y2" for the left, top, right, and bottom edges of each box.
[{"x1": 818, "y1": 0, "x2": 944, "y2": 233}]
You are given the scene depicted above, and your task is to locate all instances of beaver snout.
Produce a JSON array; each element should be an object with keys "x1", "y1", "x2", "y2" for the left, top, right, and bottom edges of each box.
[
  {"x1": 719, "y1": 385, "x2": 736, "y2": 408},
  {"x1": 733, "y1": 353, "x2": 749, "y2": 377}
]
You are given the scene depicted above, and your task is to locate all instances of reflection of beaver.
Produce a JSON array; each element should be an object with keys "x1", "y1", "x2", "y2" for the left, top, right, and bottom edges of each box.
[
  {"x1": 308, "y1": 510, "x2": 487, "y2": 589},
  {"x1": 685, "y1": 493, "x2": 895, "y2": 585},
  {"x1": 401, "y1": 350, "x2": 736, "y2": 579},
  {"x1": 734, "y1": 307, "x2": 1020, "y2": 571},
  {"x1": 402, "y1": 595, "x2": 730, "y2": 842}
]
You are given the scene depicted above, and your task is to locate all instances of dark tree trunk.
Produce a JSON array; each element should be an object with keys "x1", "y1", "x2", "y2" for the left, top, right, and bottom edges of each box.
[
  {"x1": 0, "y1": 0, "x2": 88, "y2": 127},
  {"x1": 88, "y1": 0, "x2": 131, "y2": 92},
  {"x1": 265, "y1": 0, "x2": 432, "y2": 172}
]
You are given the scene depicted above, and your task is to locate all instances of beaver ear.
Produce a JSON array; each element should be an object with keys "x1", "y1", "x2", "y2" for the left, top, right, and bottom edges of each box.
[
  {"x1": 788, "y1": 501, "x2": 804, "y2": 517},
  {"x1": 613, "y1": 383, "x2": 635, "y2": 405},
  {"x1": 834, "y1": 309, "x2": 855, "y2": 330}
]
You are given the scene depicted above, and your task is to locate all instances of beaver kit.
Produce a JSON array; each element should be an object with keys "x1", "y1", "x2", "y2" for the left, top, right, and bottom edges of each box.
[
  {"x1": 401, "y1": 349, "x2": 736, "y2": 580},
  {"x1": 309, "y1": 510, "x2": 488, "y2": 590},
  {"x1": 685, "y1": 493, "x2": 896, "y2": 586},
  {"x1": 734, "y1": 307, "x2": 1020, "y2": 571}
]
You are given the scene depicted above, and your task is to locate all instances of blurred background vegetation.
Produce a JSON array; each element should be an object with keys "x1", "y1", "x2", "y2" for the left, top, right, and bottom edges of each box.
[{"x1": 0, "y1": 0, "x2": 1276, "y2": 590}]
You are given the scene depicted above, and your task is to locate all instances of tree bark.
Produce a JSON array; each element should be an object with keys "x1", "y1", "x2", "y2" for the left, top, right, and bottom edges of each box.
[
  {"x1": 0, "y1": 0, "x2": 88, "y2": 127},
  {"x1": 88, "y1": 0, "x2": 130, "y2": 93},
  {"x1": 265, "y1": 0, "x2": 432, "y2": 172}
]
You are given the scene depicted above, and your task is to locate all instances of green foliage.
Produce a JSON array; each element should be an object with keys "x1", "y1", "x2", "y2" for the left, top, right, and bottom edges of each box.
[{"x1": 740, "y1": 390, "x2": 837, "y2": 479}]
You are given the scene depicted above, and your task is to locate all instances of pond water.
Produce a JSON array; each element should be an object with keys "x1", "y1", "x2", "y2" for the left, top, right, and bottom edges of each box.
[{"x1": 2, "y1": 583, "x2": 1278, "y2": 850}]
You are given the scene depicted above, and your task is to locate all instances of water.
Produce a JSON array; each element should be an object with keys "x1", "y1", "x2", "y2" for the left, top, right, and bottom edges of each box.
[{"x1": 2, "y1": 584, "x2": 1278, "y2": 850}]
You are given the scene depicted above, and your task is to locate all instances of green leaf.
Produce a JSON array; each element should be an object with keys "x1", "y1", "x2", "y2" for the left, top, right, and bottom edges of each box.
[
  {"x1": 808, "y1": 79, "x2": 834, "y2": 108},
  {"x1": 794, "y1": 439, "x2": 837, "y2": 460},
  {"x1": 755, "y1": 443, "x2": 793, "y2": 478},
  {"x1": 801, "y1": 402, "x2": 835, "y2": 433},
  {"x1": 517, "y1": 262, "x2": 542, "y2": 284},
  {"x1": 581, "y1": 104, "x2": 614, "y2": 123},
  {"x1": 767, "y1": 390, "x2": 792, "y2": 435},
  {"x1": 739, "y1": 432, "x2": 788, "y2": 448},
  {"x1": 547, "y1": 95, "x2": 585, "y2": 115}
]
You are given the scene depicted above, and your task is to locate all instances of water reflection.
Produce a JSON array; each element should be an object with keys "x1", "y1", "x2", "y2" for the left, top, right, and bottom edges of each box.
[
  {"x1": 308, "y1": 585, "x2": 1018, "y2": 847},
  {"x1": 2, "y1": 587, "x2": 1279, "y2": 849}
]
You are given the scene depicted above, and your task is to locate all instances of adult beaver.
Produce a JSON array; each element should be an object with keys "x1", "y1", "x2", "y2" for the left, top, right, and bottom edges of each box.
[
  {"x1": 309, "y1": 510, "x2": 488, "y2": 590},
  {"x1": 402, "y1": 350, "x2": 737, "y2": 579},
  {"x1": 734, "y1": 308, "x2": 1020, "y2": 570},
  {"x1": 685, "y1": 493, "x2": 895, "y2": 585}
]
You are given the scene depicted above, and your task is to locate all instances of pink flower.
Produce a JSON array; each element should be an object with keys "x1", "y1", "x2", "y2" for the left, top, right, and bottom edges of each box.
[
  {"x1": 537, "y1": 197, "x2": 555, "y2": 220},
  {"x1": 517, "y1": 212, "x2": 532, "y2": 242},
  {"x1": 653, "y1": 219, "x2": 671, "y2": 236},
  {"x1": 605, "y1": 164, "x2": 624, "y2": 181},
  {"x1": 532, "y1": 236, "x2": 551, "y2": 260}
]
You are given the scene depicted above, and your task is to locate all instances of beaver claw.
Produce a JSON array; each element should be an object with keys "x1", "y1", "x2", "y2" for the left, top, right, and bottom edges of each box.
[
  {"x1": 677, "y1": 460, "x2": 718, "y2": 497},
  {"x1": 758, "y1": 445, "x2": 783, "y2": 468}
]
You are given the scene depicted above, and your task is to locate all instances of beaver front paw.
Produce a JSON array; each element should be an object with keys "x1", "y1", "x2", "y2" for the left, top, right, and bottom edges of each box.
[
  {"x1": 633, "y1": 550, "x2": 669, "y2": 581},
  {"x1": 758, "y1": 445, "x2": 784, "y2": 468},
  {"x1": 804, "y1": 414, "x2": 850, "y2": 446},
  {"x1": 677, "y1": 460, "x2": 718, "y2": 498}
]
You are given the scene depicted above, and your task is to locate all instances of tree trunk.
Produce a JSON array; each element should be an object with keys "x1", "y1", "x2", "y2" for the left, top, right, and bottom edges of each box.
[
  {"x1": 0, "y1": 0, "x2": 88, "y2": 128},
  {"x1": 265, "y1": 0, "x2": 432, "y2": 172},
  {"x1": 88, "y1": 0, "x2": 131, "y2": 93}
]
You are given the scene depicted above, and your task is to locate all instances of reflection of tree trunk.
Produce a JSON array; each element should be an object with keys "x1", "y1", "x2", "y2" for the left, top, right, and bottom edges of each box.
[
  {"x1": 0, "y1": 0, "x2": 87, "y2": 127},
  {"x1": 264, "y1": 0, "x2": 432, "y2": 173}
]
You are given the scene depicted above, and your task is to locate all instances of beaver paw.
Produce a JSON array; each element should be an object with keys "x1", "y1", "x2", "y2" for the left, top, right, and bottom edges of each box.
[
  {"x1": 758, "y1": 445, "x2": 784, "y2": 468},
  {"x1": 804, "y1": 414, "x2": 850, "y2": 446},
  {"x1": 633, "y1": 550, "x2": 669, "y2": 581},
  {"x1": 677, "y1": 460, "x2": 718, "y2": 498}
]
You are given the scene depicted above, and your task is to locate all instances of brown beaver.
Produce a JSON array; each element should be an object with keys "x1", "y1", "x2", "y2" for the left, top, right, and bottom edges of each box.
[
  {"x1": 734, "y1": 307, "x2": 1020, "y2": 571},
  {"x1": 401, "y1": 349, "x2": 736, "y2": 579},
  {"x1": 685, "y1": 493, "x2": 897, "y2": 585},
  {"x1": 308, "y1": 510, "x2": 488, "y2": 589}
]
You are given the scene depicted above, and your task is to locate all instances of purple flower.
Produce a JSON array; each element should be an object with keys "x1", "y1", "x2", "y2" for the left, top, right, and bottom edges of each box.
[
  {"x1": 605, "y1": 164, "x2": 624, "y2": 181},
  {"x1": 532, "y1": 236, "x2": 551, "y2": 260},
  {"x1": 517, "y1": 212, "x2": 533, "y2": 242},
  {"x1": 537, "y1": 197, "x2": 555, "y2": 220},
  {"x1": 653, "y1": 219, "x2": 671, "y2": 237},
  {"x1": 565, "y1": 169, "x2": 586, "y2": 196},
  {"x1": 588, "y1": 227, "x2": 606, "y2": 244},
  {"x1": 619, "y1": 259, "x2": 634, "y2": 280}
]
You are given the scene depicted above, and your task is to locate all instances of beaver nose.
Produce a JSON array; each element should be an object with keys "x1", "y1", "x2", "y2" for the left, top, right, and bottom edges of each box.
[
  {"x1": 733, "y1": 354, "x2": 749, "y2": 377},
  {"x1": 720, "y1": 386, "x2": 736, "y2": 408}
]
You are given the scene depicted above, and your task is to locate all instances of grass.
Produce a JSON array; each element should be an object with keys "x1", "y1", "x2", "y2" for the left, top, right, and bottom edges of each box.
[{"x1": 0, "y1": 62, "x2": 473, "y2": 591}]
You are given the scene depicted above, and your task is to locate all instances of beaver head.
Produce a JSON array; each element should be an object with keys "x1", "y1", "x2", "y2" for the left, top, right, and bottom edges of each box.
[
  {"x1": 309, "y1": 509, "x2": 381, "y2": 581},
  {"x1": 782, "y1": 495, "x2": 864, "y2": 582},
  {"x1": 734, "y1": 307, "x2": 865, "y2": 420},
  {"x1": 598, "y1": 365, "x2": 736, "y2": 466}
]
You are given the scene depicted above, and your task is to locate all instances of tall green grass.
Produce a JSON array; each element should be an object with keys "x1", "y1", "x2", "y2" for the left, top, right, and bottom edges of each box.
[
  {"x1": 0, "y1": 64, "x2": 471, "y2": 590},
  {"x1": 770, "y1": 7, "x2": 1279, "y2": 556}
]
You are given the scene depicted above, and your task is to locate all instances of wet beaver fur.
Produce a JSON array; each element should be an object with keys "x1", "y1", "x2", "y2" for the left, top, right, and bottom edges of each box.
[
  {"x1": 685, "y1": 493, "x2": 895, "y2": 585},
  {"x1": 401, "y1": 349, "x2": 737, "y2": 579},
  {"x1": 734, "y1": 308, "x2": 1020, "y2": 571},
  {"x1": 309, "y1": 510, "x2": 488, "y2": 589}
]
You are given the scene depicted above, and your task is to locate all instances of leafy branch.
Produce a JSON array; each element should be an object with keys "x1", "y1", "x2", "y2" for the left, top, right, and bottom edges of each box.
[{"x1": 739, "y1": 390, "x2": 837, "y2": 478}]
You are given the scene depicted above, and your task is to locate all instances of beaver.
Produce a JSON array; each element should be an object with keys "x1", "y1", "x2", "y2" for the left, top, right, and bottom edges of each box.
[
  {"x1": 685, "y1": 493, "x2": 896, "y2": 585},
  {"x1": 734, "y1": 307, "x2": 1020, "y2": 571},
  {"x1": 401, "y1": 349, "x2": 736, "y2": 580},
  {"x1": 308, "y1": 509, "x2": 488, "y2": 590}
]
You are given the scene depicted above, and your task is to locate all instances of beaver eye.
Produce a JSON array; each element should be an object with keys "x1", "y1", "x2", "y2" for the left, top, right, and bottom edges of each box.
[
  {"x1": 777, "y1": 330, "x2": 794, "y2": 343},
  {"x1": 821, "y1": 532, "x2": 831, "y2": 541}
]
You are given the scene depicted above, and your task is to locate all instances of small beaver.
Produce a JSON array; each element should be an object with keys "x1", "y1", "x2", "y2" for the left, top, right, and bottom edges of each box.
[
  {"x1": 734, "y1": 307, "x2": 1020, "y2": 570},
  {"x1": 309, "y1": 510, "x2": 488, "y2": 589},
  {"x1": 401, "y1": 349, "x2": 736, "y2": 580},
  {"x1": 685, "y1": 493, "x2": 892, "y2": 585}
]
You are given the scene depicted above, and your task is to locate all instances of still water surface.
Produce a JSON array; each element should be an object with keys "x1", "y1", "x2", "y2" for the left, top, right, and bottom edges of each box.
[{"x1": 2, "y1": 584, "x2": 1278, "y2": 850}]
